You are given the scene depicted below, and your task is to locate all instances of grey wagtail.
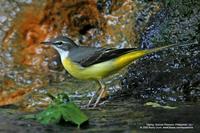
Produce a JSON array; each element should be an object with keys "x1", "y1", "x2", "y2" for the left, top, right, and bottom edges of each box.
[{"x1": 41, "y1": 36, "x2": 197, "y2": 107}]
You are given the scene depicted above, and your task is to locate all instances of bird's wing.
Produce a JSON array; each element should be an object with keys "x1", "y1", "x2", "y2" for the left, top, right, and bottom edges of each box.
[{"x1": 69, "y1": 46, "x2": 137, "y2": 67}]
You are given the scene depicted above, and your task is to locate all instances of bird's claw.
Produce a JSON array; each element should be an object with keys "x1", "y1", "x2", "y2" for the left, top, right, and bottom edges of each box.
[{"x1": 86, "y1": 87, "x2": 108, "y2": 108}]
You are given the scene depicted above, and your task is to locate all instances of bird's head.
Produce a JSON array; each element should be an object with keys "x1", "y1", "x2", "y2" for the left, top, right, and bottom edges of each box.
[{"x1": 41, "y1": 36, "x2": 78, "y2": 58}]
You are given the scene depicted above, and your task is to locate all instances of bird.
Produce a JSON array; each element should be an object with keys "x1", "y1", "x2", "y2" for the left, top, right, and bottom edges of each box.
[{"x1": 41, "y1": 36, "x2": 197, "y2": 107}]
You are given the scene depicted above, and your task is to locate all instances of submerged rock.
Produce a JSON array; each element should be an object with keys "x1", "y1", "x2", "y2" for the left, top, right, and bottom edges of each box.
[{"x1": 120, "y1": 0, "x2": 200, "y2": 105}]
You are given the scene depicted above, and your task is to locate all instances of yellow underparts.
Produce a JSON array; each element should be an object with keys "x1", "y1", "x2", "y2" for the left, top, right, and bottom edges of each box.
[{"x1": 62, "y1": 50, "x2": 148, "y2": 80}]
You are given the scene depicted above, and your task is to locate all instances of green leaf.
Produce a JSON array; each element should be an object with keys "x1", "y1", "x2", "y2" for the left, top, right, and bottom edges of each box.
[
  {"x1": 61, "y1": 102, "x2": 88, "y2": 128},
  {"x1": 22, "y1": 93, "x2": 89, "y2": 127},
  {"x1": 36, "y1": 105, "x2": 62, "y2": 124},
  {"x1": 35, "y1": 93, "x2": 88, "y2": 127},
  {"x1": 36, "y1": 103, "x2": 88, "y2": 127}
]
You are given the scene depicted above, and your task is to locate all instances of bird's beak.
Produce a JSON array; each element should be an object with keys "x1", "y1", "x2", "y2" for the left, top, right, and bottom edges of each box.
[{"x1": 40, "y1": 41, "x2": 52, "y2": 45}]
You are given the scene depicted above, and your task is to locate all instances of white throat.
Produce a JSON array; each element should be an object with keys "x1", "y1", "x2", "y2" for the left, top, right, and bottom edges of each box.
[{"x1": 52, "y1": 46, "x2": 69, "y2": 61}]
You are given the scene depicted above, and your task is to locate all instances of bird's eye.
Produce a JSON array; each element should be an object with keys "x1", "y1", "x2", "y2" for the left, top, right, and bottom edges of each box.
[{"x1": 55, "y1": 41, "x2": 63, "y2": 46}]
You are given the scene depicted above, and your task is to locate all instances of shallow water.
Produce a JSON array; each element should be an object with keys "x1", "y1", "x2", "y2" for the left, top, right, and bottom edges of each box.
[{"x1": 0, "y1": 98, "x2": 199, "y2": 132}]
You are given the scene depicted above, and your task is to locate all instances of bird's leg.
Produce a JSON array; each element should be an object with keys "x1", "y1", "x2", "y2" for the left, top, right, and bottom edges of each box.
[
  {"x1": 87, "y1": 80, "x2": 108, "y2": 108},
  {"x1": 87, "y1": 86, "x2": 101, "y2": 107},
  {"x1": 93, "y1": 87, "x2": 106, "y2": 108},
  {"x1": 93, "y1": 80, "x2": 106, "y2": 108}
]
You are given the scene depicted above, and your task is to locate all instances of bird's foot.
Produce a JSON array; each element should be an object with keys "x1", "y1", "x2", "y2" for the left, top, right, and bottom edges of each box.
[{"x1": 86, "y1": 88, "x2": 109, "y2": 108}]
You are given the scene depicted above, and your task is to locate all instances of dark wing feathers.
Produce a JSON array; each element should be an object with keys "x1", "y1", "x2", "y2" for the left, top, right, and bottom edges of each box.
[
  {"x1": 69, "y1": 46, "x2": 137, "y2": 67},
  {"x1": 90, "y1": 48, "x2": 136, "y2": 66}
]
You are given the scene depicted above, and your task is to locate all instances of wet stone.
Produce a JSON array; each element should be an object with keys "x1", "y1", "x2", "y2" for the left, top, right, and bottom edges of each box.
[{"x1": 120, "y1": 0, "x2": 200, "y2": 105}]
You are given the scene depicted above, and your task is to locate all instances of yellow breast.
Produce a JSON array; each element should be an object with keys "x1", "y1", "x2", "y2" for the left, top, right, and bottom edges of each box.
[{"x1": 61, "y1": 58, "x2": 117, "y2": 80}]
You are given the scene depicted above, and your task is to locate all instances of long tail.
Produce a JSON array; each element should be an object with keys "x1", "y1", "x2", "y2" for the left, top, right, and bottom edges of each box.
[
  {"x1": 113, "y1": 41, "x2": 199, "y2": 68},
  {"x1": 145, "y1": 41, "x2": 198, "y2": 54}
]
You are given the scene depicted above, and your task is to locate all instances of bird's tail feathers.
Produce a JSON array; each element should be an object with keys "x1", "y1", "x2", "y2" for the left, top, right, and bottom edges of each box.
[{"x1": 145, "y1": 41, "x2": 199, "y2": 54}]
